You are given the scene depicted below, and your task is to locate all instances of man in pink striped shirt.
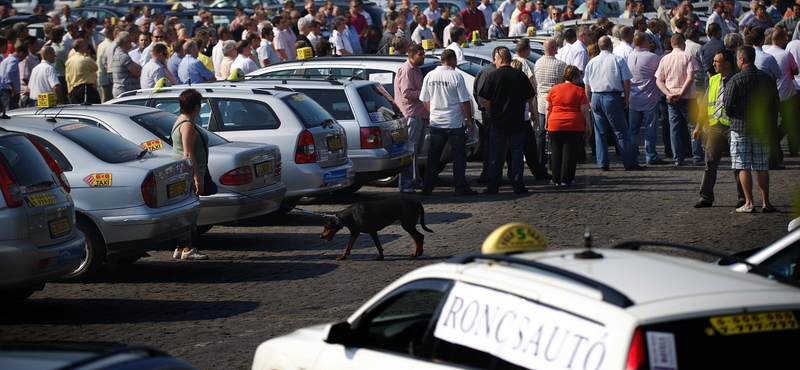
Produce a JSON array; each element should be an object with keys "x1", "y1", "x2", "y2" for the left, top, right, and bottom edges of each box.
[
  {"x1": 395, "y1": 44, "x2": 429, "y2": 194},
  {"x1": 656, "y1": 34, "x2": 700, "y2": 165}
]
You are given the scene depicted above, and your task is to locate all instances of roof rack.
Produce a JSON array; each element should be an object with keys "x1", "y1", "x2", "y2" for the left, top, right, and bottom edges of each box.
[
  {"x1": 245, "y1": 75, "x2": 350, "y2": 84},
  {"x1": 614, "y1": 241, "x2": 800, "y2": 289},
  {"x1": 447, "y1": 252, "x2": 635, "y2": 308}
]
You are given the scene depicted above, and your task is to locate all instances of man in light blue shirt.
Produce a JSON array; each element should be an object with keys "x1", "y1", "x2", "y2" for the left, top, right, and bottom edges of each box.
[
  {"x1": 706, "y1": 1, "x2": 729, "y2": 39},
  {"x1": 0, "y1": 41, "x2": 28, "y2": 111},
  {"x1": 749, "y1": 27, "x2": 782, "y2": 80},
  {"x1": 584, "y1": 36, "x2": 642, "y2": 171},
  {"x1": 178, "y1": 40, "x2": 215, "y2": 85}
]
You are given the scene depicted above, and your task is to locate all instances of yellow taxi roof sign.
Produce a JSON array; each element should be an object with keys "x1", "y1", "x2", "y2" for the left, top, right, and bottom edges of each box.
[{"x1": 482, "y1": 223, "x2": 547, "y2": 254}]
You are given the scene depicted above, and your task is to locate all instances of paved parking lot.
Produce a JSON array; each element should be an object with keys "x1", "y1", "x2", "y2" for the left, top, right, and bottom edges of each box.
[{"x1": 1, "y1": 157, "x2": 798, "y2": 369}]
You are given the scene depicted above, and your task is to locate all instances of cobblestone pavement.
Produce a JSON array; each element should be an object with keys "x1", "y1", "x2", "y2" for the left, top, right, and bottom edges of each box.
[{"x1": 1, "y1": 156, "x2": 799, "y2": 370}]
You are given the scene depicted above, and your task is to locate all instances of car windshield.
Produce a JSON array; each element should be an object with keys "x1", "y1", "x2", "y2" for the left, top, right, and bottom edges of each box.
[
  {"x1": 281, "y1": 93, "x2": 337, "y2": 129},
  {"x1": 55, "y1": 123, "x2": 144, "y2": 164},
  {"x1": 357, "y1": 84, "x2": 402, "y2": 123},
  {"x1": 0, "y1": 135, "x2": 58, "y2": 194},
  {"x1": 130, "y1": 111, "x2": 228, "y2": 147}
]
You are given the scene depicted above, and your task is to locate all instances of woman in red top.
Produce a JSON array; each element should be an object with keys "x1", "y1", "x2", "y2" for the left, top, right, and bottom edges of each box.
[{"x1": 545, "y1": 65, "x2": 592, "y2": 186}]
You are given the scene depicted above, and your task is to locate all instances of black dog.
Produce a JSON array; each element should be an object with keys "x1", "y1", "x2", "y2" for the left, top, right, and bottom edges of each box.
[{"x1": 320, "y1": 198, "x2": 433, "y2": 260}]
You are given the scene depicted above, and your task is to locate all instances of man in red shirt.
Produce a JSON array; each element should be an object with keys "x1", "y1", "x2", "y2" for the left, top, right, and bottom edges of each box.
[
  {"x1": 349, "y1": 0, "x2": 369, "y2": 49},
  {"x1": 460, "y1": 0, "x2": 486, "y2": 39}
]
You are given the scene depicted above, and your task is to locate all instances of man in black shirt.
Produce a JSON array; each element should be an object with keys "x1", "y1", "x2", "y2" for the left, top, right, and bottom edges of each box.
[
  {"x1": 723, "y1": 45, "x2": 778, "y2": 213},
  {"x1": 479, "y1": 47, "x2": 536, "y2": 194}
]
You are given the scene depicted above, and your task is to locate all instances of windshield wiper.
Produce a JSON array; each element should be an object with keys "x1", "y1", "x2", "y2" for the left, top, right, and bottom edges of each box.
[{"x1": 137, "y1": 149, "x2": 148, "y2": 159}]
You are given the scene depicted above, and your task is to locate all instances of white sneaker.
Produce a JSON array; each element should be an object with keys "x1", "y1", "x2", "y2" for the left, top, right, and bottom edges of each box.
[
  {"x1": 181, "y1": 248, "x2": 209, "y2": 260},
  {"x1": 173, "y1": 248, "x2": 182, "y2": 259}
]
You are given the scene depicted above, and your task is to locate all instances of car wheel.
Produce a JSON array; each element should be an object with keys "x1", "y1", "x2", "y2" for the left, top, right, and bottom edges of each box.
[
  {"x1": 331, "y1": 183, "x2": 363, "y2": 195},
  {"x1": 271, "y1": 198, "x2": 299, "y2": 216},
  {"x1": 59, "y1": 220, "x2": 106, "y2": 282},
  {"x1": 196, "y1": 225, "x2": 213, "y2": 235},
  {"x1": 0, "y1": 290, "x2": 34, "y2": 304}
]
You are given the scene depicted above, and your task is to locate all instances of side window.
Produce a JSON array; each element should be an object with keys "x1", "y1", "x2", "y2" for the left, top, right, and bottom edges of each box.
[
  {"x1": 264, "y1": 69, "x2": 301, "y2": 77},
  {"x1": 210, "y1": 98, "x2": 281, "y2": 131},
  {"x1": 329, "y1": 68, "x2": 364, "y2": 79},
  {"x1": 154, "y1": 99, "x2": 212, "y2": 128},
  {"x1": 357, "y1": 279, "x2": 452, "y2": 357},
  {"x1": 27, "y1": 136, "x2": 72, "y2": 171},
  {"x1": 117, "y1": 99, "x2": 150, "y2": 107}
]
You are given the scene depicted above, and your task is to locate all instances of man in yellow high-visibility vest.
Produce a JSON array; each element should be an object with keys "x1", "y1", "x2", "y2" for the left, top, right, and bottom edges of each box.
[{"x1": 693, "y1": 49, "x2": 744, "y2": 208}]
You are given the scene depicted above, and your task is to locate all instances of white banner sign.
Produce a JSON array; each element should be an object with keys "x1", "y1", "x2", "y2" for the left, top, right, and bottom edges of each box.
[
  {"x1": 434, "y1": 282, "x2": 609, "y2": 370},
  {"x1": 369, "y1": 73, "x2": 394, "y2": 84}
]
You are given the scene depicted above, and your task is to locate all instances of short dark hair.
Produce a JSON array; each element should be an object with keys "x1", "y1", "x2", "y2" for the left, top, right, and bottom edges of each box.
[
  {"x1": 179, "y1": 89, "x2": 203, "y2": 115},
  {"x1": 408, "y1": 43, "x2": 424, "y2": 55},
  {"x1": 236, "y1": 40, "x2": 250, "y2": 54},
  {"x1": 516, "y1": 38, "x2": 530, "y2": 52},
  {"x1": 450, "y1": 25, "x2": 466, "y2": 42},
  {"x1": 747, "y1": 27, "x2": 765, "y2": 46},
  {"x1": 684, "y1": 25, "x2": 699, "y2": 40},
  {"x1": 716, "y1": 49, "x2": 735, "y2": 67},
  {"x1": 498, "y1": 47, "x2": 511, "y2": 63},
  {"x1": 440, "y1": 48, "x2": 456, "y2": 62},
  {"x1": 707, "y1": 22, "x2": 721, "y2": 37},
  {"x1": 737, "y1": 45, "x2": 755, "y2": 65}
]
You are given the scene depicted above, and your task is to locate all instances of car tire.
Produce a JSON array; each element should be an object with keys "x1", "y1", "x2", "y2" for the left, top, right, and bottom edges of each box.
[
  {"x1": 0, "y1": 290, "x2": 34, "y2": 304},
  {"x1": 271, "y1": 198, "x2": 299, "y2": 216},
  {"x1": 59, "y1": 220, "x2": 106, "y2": 282}
]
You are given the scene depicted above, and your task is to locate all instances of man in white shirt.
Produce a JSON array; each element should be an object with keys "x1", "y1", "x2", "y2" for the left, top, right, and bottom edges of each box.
[
  {"x1": 128, "y1": 33, "x2": 150, "y2": 67},
  {"x1": 509, "y1": 13, "x2": 532, "y2": 37},
  {"x1": 273, "y1": 15, "x2": 297, "y2": 61},
  {"x1": 422, "y1": 0, "x2": 441, "y2": 27},
  {"x1": 561, "y1": 26, "x2": 590, "y2": 78},
  {"x1": 445, "y1": 26, "x2": 466, "y2": 61},
  {"x1": 478, "y1": 0, "x2": 493, "y2": 28},
  {"x1": 140, "y1": 43, "x2": 177, "y2": 89},
  {"x1": 613, "y1": 26, "x2": 634, "y2": 60},
  {"x1": 212, "y1": 26, "x2": 231, "y2": 80},
  {"x1": 329, "y1": 16, "x2": 354, "y2": 55},
  {"x1": 258, "y1": 25, "x2": 281, "y2": 66},
  {"x1": 765, "y1": 28, "x2": 800, "y2": 158},
  {"x1": 29, "y1": 45, "x2": 63, "y2": 106},
  {"x1": 497, "y1": 0, "x2": 516, "y2": 27},
  {"x1": 411, "y1": 14, "x2": 434, "y2": 44},
  {"x1": 231, "y1": 40, "x2": 259, "y2": 75},
  {"x1": 419, "y1": 49, "x2": 477, "y2": 196}
]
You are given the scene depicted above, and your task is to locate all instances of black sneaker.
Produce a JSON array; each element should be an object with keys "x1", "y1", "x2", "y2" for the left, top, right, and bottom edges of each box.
[
  {"x1": 456, "y1": 190, "x2": 478, "y2": 196},
  {"x1": 694, "y1": 200, "x2": 713, "y2": 208}
]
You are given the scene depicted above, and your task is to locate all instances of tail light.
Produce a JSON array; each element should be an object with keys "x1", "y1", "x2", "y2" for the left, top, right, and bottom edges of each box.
[
  {"x1": 28, "y1": 138, "x2": 70, "y2": 192},
  {"x1": 275, "y1": 160, "x2": 282, "y2": 176},
  {"x1": 219, "y1": 166, "x2": 252, "y2": 185},
  {"x1": 626, "y1": 328, "x2": 647, "y2": 370},
  {"x1": 295, "y1": 130, "x2": 317, "y2": 164},
  {"x1": 141, "y1": 172, "x2": 157, "y2": 208},
  {"x1": 360, "y1": 127, "x2": 382, "y2": 149},
  {"x1": 0, "y1": 157, "x2": 22, "y2": 208}
]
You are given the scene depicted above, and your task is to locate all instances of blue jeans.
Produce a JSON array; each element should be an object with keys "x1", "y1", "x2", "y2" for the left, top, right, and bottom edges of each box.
[
  {"x1": 398, "y1": 116, "x2": 425, "y2": 191},
  {"x1": 687, "y1": 97, "x2": 705, "y2": 163},
  {"x1": 628, "y1": 107, "x2": 660, "y2": 164},
  {"x1": 591, "y1": 92, "x2": 635, "y2": 169},
  {"x1": 423, "y1": 126, "x2": 471, "y2": 194},
  {"x1": 536, "y1": 112, "x2": 547, "y2": 168},
  {"x1": 488, "y1": 125, "x2": 525, "y2": 191},
  {"x1": 667, "y1": 99, "x2": 689, "y2": 164}
]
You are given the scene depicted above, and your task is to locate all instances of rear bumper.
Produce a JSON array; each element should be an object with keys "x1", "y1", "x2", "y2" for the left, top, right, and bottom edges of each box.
[
  {"x1": 0, "y1": 232, "x2": 85, "y2": 291},
  {"x1": 285, "y1": 160, "x2": 356, "y2": 199},
  {"x1": 350, "y1": 147, "x2": 414, "y2": 183},
  {"x1": 197, "y1": 182, "x2": 288, "y2": 225}
]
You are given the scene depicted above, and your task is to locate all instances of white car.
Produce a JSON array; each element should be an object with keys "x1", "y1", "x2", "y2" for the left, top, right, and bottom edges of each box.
[{"x1": 252, "y1": 223, "x2": 800, "y2": 370}]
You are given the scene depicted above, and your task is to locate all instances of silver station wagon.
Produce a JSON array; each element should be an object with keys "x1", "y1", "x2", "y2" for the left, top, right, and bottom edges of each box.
[
  {"x1": 110, "y1": 86, "x2": 355, "y2": 212},
  {"x1": 0, "y1": 117, "x2": 201, "y2": 281},
  {"x1": 0, "y1": 130, "x2": 85, "y2": 303},
  {"x1": 8, "y1": 105, "x2": 286, "y2": 232}
]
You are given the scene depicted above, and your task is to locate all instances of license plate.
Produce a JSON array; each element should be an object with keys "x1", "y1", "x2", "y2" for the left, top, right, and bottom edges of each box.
[
  {"x1": 327, "y1": 136, "x2": 343, "y2": 150},
  {"x1": 399, "y1": 155, "x2": 412, "y2": 166},
  {"x1": 49, "y1": 217, "x2": 71, "y2": 238},
  {"x1": 391, "y1": 129, "x2": 406, "y2": 142},
  {"x1": 255, "y1": 161, "x2": 273, "y2": 177},
  {"x1": 168, "y1": 181, "x2": 187, "y2": 199}
]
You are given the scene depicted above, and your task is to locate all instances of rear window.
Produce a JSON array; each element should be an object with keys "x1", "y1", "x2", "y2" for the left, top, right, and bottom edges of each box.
[
  {"x1": 357, "y1": 84, "x2": 402, "y2": 123},
  {"x1": 640, "y1": 310, "x2": 800, "y2": 368},
  {"x1": 282, "y1": 93, "x2": 337, "y2": 129},
  {"x1": 293, "y1": 89, "x2": 355, "y2": 121},
  {"x1": 55, "y1": 123, "x2": 144, "y2": 164},
  {"x1": 130, "y1": 111, "x2": 229, "y2": 147},
  {"x1": 0, "y1": 135, "x2": 58, "y2": 194}
]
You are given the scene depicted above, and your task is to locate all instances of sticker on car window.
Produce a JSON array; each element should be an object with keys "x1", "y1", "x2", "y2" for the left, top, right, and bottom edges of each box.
[
  {"x1": 58, "y1": 123, "x2": 88, "y2": 131},
  {"x1": 646, "y1": 332, "x2": 677, "y2": 370},
  {"x1": 25, "y1": 192, "x2": 57, "y2": 207},
  {"x1": 140, "y1": 139, "x2": 164, "y2": 151},
  {"x1": 292, "y1": 94, "x2": 308, "y2": 101},
  {"x1": 708, "y1": 311, "x2": 799, "y2": 336},
  {"x1": 369, "y1": 112, "x2": 384, "y2": 122},
  {"x1": 434, "y1": 282, "x2": 608, "y2": 370},
  {"x1": 369, "y1": 73, "x2": 393, "y2": 84},
  {"x1": 84, "y1": 173, "x2": 112, "y2": 187}
]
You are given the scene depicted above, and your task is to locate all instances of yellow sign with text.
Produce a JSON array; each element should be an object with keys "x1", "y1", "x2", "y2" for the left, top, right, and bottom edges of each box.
[{"x1": 83, "y1": 173, "x2": 112, "y2": 187}]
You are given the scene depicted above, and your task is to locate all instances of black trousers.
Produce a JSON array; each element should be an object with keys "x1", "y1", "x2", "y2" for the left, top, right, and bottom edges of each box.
[
  {"x1": 506, "y1": 120, "x2": 549, "y2": 179},
  {"x1": 69, "y1": 84, "x2": 101, "y2": 104},
  {"x1": 550, "y1": 131, "x2": 584, "y2": 184}
]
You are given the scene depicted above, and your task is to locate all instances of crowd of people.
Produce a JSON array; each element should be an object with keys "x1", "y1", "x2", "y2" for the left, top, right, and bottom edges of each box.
[{"x1": 393, "y1": 0, "x2": 796, "y2": 213}]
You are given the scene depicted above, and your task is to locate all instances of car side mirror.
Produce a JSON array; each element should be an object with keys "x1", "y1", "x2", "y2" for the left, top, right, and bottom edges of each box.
[{"x1": 323, "y1": 321, "x2": 356, "y2": 346}]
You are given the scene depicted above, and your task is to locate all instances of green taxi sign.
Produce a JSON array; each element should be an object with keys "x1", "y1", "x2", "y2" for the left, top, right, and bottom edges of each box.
[{"x1": 481, "y1": 223, "x2": 547, "y2": 254}]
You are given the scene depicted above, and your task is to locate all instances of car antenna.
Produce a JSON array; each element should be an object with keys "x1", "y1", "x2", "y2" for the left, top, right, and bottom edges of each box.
[{"x1": 575, "y1": 226, "x2": 603, "y2": 259}]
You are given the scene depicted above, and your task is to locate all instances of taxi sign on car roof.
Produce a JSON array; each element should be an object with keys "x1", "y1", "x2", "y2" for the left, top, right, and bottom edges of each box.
[{"x1": 481, "y1": 223, "x2": 546, "y2": 254}]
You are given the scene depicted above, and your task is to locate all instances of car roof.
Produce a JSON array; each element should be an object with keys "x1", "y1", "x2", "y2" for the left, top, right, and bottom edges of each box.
[
  {"x1": 386, "y1": 248, "x2": 800, "y2": 320},
  {"x1": 232, "y1": 76, "x2": 380, "y2": 89},
  {"x1": 20, "y1": 104, "x2": 164, "y2": 116},
  {"x1": 113, "y1": 85, "x2": 297, "y2": 99}
]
